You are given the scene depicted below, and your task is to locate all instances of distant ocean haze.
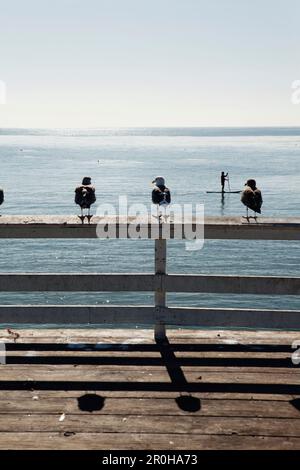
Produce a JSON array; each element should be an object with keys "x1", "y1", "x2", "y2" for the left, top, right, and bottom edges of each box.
[{"x1": 0, "y1": 127, "x2": 299, "y2": 314}]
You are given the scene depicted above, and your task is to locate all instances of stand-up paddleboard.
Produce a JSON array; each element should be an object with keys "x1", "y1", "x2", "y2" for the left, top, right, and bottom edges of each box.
[{"x1": 206, "y1": 190, "x2": 241, "y2": 194}]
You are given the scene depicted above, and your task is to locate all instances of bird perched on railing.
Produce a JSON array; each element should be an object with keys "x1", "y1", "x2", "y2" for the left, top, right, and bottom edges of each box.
[
  {"x1": 75, "y1": 177, "x2": 96, "y2": 223},
  {"x1": 241, "y1": 179, "x2": 263, "y2": 221},
  {"x1": 0, "y1": 187, "x2": 4, "y2": 214},
  {"x1": 152, "y1": 176, "x2": 171, "y2": 220}
]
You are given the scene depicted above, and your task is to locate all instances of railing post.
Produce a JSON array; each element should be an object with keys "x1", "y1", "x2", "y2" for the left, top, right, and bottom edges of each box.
[{"x1": 154, "y1": 236, "x2": 167, "y2": 342}]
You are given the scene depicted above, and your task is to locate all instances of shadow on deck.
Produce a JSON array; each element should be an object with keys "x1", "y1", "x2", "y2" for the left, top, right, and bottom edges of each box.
[{"x1": 0, "y1": 329, "x2": 300, "y2": 450}]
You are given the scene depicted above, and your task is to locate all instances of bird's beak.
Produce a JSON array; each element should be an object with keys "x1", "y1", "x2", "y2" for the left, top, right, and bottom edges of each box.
[{"x1": 152, "y1": 180, "x2": 155, "y2": 184}]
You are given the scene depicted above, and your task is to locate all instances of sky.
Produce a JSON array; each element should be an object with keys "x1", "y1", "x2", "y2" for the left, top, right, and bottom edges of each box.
[{"x1": 0, "y1": 0, "x2": 300, "y2": 128}]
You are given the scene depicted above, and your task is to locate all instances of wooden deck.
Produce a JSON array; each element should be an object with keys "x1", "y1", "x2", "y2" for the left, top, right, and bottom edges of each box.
[{"x1": 0, "y1": 328, "x2": 300, "y2": 450}]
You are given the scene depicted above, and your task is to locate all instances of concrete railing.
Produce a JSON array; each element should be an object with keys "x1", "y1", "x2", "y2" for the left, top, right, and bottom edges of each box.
[{"x1": 0, "y1": 215, "x2": 299, "y2": 337}]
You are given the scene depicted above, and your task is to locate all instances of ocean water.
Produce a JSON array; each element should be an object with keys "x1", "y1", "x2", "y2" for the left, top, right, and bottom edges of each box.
[{"x1": 0, "y1": 127, "x2": 299, "y2": 318}]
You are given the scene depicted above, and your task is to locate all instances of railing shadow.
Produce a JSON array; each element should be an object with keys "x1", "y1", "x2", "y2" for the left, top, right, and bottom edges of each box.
[
  {"x1": 0, "y1": 381, "x2": 299, "y2": 395},
  {"x1": 6, "y1": 342, "x2": 294, "y2": 352},
  {"x1": 5, "y1": 356, "x2": 295, "y2": 367},
  {"x1": 1, "y1": 338, "x2": 300, "y2": 413},
  {"x1": 5, "y1": 341, "x2": 295, "y2": 368}
]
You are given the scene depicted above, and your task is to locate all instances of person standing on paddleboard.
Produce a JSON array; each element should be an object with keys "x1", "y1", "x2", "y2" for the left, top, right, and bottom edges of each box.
[{"x1": 221, "y1": 171, "x2": 229, "y2": 192}]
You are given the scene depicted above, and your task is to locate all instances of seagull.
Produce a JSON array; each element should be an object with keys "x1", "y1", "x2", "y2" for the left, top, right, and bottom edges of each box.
[
  {"x1": 152, "y1": 176, "x2": 171, "y2": 220},
  {"x1": 0, "y1": 187, "x2": 4, "y2": 214},
  {"x1": 241, "y1": 179, "x2": 263, "y2": 221},
  {"x1": 75, "y1": 177, "x2": 96, "y2": 223}
]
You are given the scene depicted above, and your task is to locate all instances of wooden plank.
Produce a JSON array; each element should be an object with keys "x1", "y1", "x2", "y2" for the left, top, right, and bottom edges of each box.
[
  {"x1": 0, "y1": 215, "x2": 300, "y2": 240},
  {"x1": 0, "y1": 274, "x2": 156, "y2": 292},
  {"x1": 3, "y1": 358, "x2": 296, "y2": 371},
  {"x1": 155, "y1": 239, "x2": 166, "y2": 278},
  {"x1": 1, "y1": 306, "x2": 300, "y2": 329},
  {"x1": 154, "y1": 238, "x2": 167, "y2": 340},
  {"x1": 1, "y1": 363, "x2": 300, "y2": 374},
  {"x1": 0, "y1": 390, "x2": 296, "y2": 401},
  {"x1": 0, "y1": 432, "x2": 300, "y2": 450},
  {"x1": 155, "y1": 306, "x2": 300, "y2": 330},
  {"x1": 1, "y1": 365, "x2": 299, "y2": 375},
  {"x1": 0, "y1": 366, "x2": 300, "y2": 384},
  {"x1": 0, "y1": 414, "x2": 299, "y2": 437},
  {"x1": 0, "y1": 397, "x2": 299, "y2": 418},
  {"x1": 165, "y1": 275, "x2": 300, "y2": 295},
  {"x1": 0, "y1": 305, "x2": 156, "y2": 325},
  {"x1": 1, "y1": 328, "x2": 298, "y2": 344},
  {"x1": 1, "y1": 345, "x2": 298, "y2": 369},
  {"x1": 0, "y1": 274, "x2": 299, "y2": 295}
]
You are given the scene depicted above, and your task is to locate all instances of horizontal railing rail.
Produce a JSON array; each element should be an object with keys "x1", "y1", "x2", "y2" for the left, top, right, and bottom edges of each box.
[
  {"x1": 1, "y1": 305, "x2": 300, "y2": 329},
  {"x1": 0, "y1": 274, "x2": 156, "y2": 292},
  {"x1": 0, "y1": 215, "x2": 299, "y2": 240},
  {"x1": 0, "y1": 273, "x2": 299, "y2": 295},
  {"x1": 0, "y1": 216, "x2": 299, "y2": 335}
]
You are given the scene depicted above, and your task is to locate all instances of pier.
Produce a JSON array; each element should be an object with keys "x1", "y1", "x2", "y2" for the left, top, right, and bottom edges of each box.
[{"x1": 0, "y1": 215, "x2": 299, "y2": 449}]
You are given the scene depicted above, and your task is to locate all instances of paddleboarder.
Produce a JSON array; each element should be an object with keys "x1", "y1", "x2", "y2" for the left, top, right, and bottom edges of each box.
[
  {"x1": 0, "y1": 187, "x2": 4, "y2": 214},
  {"x1": 221, "y1": 172, "x2": 229, "y2": 192}
]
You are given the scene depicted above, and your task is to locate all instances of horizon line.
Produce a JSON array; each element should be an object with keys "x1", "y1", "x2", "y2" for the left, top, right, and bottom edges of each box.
[{"x1": 1, "y1": 125, "x2": 300, "y2": 130}]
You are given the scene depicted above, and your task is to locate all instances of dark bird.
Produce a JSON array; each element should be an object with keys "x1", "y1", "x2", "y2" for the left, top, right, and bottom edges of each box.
[
  {"x1": 152, "y1": 176, "x2": 171, "y2": 220},
  {"x1": 241, "y1": 179, "x2": 263, "y2": 221},
  {"x1": 0, "y1": 187, "x2": 4, "y2": 214},
  {"x1": 75, "y1": 177, "x2": 96, "y2": 223}
]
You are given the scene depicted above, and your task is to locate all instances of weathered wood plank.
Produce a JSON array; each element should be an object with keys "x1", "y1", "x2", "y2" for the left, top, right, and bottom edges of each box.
[
  {"x1": 0, "y1": 414, "x2": 300, "y2": 437},
  {"x1": 0, "y1": 275, "x2": 299, "y2": 295},
  {"x1": 0, "y1": 390, "x2": 296, "y2": 401},
  {"x1": 1, "y1": 328, "x2": 298, "y2": 344},
  {"x1": 1, "y1": 306, "x2": 300, "y2": 329},
  {"x1": 0, "y1": 397, "x2": 299, "y2": 418},
  {"x1": 1, "y1": 363, "x2": 300, "y2": 374},
  {"x1": 166, "y1": 275, "x2": 300, "y2": 295},
  {"x1": 0, "y1": 432, "x2": 299, "y2": 450},
  {"x1": 0, "y1": 367, "x2": 299, "y2": 383},
  {"x1": 157, "y1": 306, "x2": 300, "y2": 329},
  {"x1": 0, "y1": 274, "x2": 156, "y2": 292}
]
